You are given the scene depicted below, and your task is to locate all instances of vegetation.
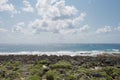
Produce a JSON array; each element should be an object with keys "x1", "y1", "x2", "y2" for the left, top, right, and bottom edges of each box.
[
  {"x1": 53, "y1": 60, "x2": 72, "y2": 69},
  {"x1": 28, "y1": 75, "x2": 40, "y2": 80},
  {"x1": 0, "y1": 55, "x2": 120, "y2": 80}
]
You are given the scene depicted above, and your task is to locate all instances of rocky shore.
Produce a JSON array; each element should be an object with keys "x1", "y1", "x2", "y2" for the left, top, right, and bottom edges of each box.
[{"x1": 0, "y1": 54, "x2": 120, "y2": 80}]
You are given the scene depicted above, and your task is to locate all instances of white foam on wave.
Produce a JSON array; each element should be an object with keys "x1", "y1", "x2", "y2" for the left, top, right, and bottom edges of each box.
[{"x1": 0, "y1": 50, "x2": 120, "y2": 56}]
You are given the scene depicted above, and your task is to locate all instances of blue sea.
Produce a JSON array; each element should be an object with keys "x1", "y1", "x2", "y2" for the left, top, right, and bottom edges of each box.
[{"x1": 0, "y1": 44, "x2": 120, "y2": 56}]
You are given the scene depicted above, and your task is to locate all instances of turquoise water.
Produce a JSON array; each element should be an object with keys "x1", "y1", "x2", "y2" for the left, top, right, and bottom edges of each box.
[{"x1": 0, "y1": 44, "x2": 120, "y2": 52}]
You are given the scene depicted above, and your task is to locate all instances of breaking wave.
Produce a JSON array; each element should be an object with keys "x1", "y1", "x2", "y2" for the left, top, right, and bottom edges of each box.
[{"x1": 0, "y1": 50, "x2": 120, "y2": 56}]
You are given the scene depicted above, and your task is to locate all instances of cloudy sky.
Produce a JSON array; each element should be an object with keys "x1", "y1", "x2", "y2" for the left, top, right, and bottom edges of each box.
[{"x1": 0, "y1": 0, "x2": 120, "y2": 44}]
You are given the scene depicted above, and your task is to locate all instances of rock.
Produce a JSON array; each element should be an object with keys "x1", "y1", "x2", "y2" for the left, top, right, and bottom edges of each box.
[
  {"x1": 43, "y1": 65, "x2": 48, "y2": 69},
  {"x1": 91, "y1": 72, "x2": 104, "y2": 77},
  {"x1": 6, "y1": 66, "x2": 14, "y2": 70},
  {"x1": 42, "y1": 65, "x2": 49, "y2": 73},
  {"x1": 92, "y1": 66, "x2": 102, "y2": 70},
  {"x1": 115, "y1": 76, "x2": 120, "y2": 80},
  {"x1": 0, "y1": 70, "x2": 6, "y2": 77}
]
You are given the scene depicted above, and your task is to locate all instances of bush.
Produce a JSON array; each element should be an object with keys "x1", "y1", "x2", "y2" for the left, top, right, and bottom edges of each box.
[
  {"x1": 78, "y1": 68, "x2": 92, "y2": 75},
  {"x1": 101, "y1": 72, "x2": 113, "y2": 80},
  {"x1": 111, "y1": 67, "x2": 120, "y2": 78},
  {"x1": 46, "y1": 70, "x2": 60, "y2": 80},
  {"x1": 38, "y1": 60, "x2": 50, "y2": 65},
  {"x1": 66, "y1": 74, "x2": 77, "y2": 80},
  {"x1": 53, "y1": 60, "x2": 72, "y2": 69},
  {"x1": 28, "y1": 75, "x2": 40, "y2": 80},
  {"x1": 103, "y1": 66, "x2": 113, "y2": 75},
  {"x1": 6, "y1": 71, "x2": 19, "y2": 80},
  {"x1": 46, "y1": 71, "x2": 55, "y2": 80},
  {"x1": 103, "y1": 66, "x2": 120, "y2": 78},
  {"x1": 29, "y1": 66, "x2": 42, "y2": 76},
  {"x1": 13, "y1": 61, "x2": 20, "y2": 67},
  {"x1": 34, "y1": 64, "x2": 42, "y2": 69}
]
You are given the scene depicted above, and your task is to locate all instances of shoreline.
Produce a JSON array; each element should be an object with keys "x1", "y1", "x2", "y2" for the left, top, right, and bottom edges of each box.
[
  {"x1": 0, "y1": 54, "x2": 120, "y2": 80},
  {"x1": 0, "y1": 51, "x2": 120, "y2": 56},
  {"x1": 0, "y1": 54, "x2": 120, "y2": 64}
]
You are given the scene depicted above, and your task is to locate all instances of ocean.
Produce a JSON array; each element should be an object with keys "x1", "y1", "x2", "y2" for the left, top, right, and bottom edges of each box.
[{"x1": 0, "y1": 44, "x2": 120, "y2": 56}]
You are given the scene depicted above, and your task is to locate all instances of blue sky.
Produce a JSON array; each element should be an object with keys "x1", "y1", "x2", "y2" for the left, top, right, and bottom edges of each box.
[{"x1": 0, "y1": 0, "x2": 120, "y2": 44}]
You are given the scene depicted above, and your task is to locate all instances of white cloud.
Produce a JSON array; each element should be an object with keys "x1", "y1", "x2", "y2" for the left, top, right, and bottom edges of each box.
[
  {"x1": 72, "y1": 13, "x2": 86, "y2": 26},
  {"x1": 115, "y1": 26, "x2": 120, "y2": 31},
  {"x1": 0, "y1": 0, "x2": 15, "y2": 12},
  {"x1": 25, "y1": 0, "x2": 87, "y2": 34},
  {"x1": 22, "y1": 0, "x2": 34, "y2": 12},
  {"x1": 0, "y1": 28, "x2": 7, "y2": 32},
  {"x1": 59, "y1": 24, "x2": 90, "y2": 34},
  {"x1": 13, "y1": 0, "x2": 88, "y2": 35},
  {"x1": 36, "y1": 0, "x2": 78, "y2": 19},
  {"x1": 28, "y1": 12, "x2": 87, "y2": 34},
  {"x1": 28, "y1": 19, "x2": 70, "y2": 33},
  {"x1": 12, "y1": 22, "x2": 25, "y2": 33},
  {"x1": 12, "y1": 22, "x2": 35, "y2": 35},
  {"x1": 79, "y1": 24, "x2": 90, "y2": 32},
  {"x1": 96, "y1": 26, "x2": 112, "y2": 33}
]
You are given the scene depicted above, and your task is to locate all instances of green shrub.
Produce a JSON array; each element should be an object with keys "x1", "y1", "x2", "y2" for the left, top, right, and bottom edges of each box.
[
  {"x1": 103, "y1": 66, "x2": 113, "y2": 75},
  {"x1": 46, "y1": 71, "x2": 55, "y2": 80},
  {"x1": 101, "y1": 72, "x2": 113, "y2": 80},
  {"x1": 6, "y1": 71, "x2": 19, "y2": 80},
  {"x1": 13, "y1": 61, "x2": 20, "y2": 67},
  {"x1": 66, "y1": 74, "x2": 77, "y2": 80},
  {"x1": 78, "y1": 68, "x2": 92, "y2": 75},
  {"x1": 38, "y1": 60, "x2": 49, "y2": 65},
  {"x1": 4, "y1": 61, "x2": 20, "y2": 67},
  {"x1": 111, "y1": 67, "x2": 120, "y2": 78},
  {"x1": 28, "y1": 75, "x2": 40, "y2": 80},
  {"x1": 46, "y1": 70, "x2": 60, "y2": 80},
  {"x1": 53, "y1": 60, "x2": 72, "y2": 69},
  {"x1": 103, "y1": 66, "x2": 120, "y2": 78},
  {"x1": 81, "y1": 62, "x2": 93, "y2": 68},
  {"x1": 34, "y1": 64, "x2": 42, "y2": 69},
  {"x1": 29, "y1": 66, "x2": 42, "y2": 76}
]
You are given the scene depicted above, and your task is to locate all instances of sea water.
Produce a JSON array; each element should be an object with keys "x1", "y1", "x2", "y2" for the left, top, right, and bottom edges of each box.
[{"x1": 0, "y1": 44, "x2": 120, "y2": 56}]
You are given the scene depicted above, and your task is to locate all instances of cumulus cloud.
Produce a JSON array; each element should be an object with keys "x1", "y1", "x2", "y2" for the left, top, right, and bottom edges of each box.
[
  {"x1": 0, "y1": 28, "x2": 7, "y2": 32},
  {"x1": 25, "y1": 0, "x2": 88, "y2": 34},
  {"x1": 0, "y1": 0, "x2": 15, "y2": 12},
  {"x1": 72, "y1": 13, "x2": 86, "y2": 26},
  {"x1": 12, "y1": 22, "x2": 35, "y2": 35},
  {"x1": 79, "y1": 25, "x2": 90, "y2": 32},
  {"x1": 59, "y1": 24, "x2": 90, "y2": 34},
  {"x1": 12, "y1": 22, "x2": 25, "y2": 33},
  {"x1": 13, "y1": 0, "x2": 88, "y2": 35},
  {"x1": 36, "y1": 0, "x2": 78, "y2": 19},
  {"x1": 96, "y1": 26, "x2": 112, "y2": 33},
  {"x1": 115, "y1": 26, "x2": 120, "y2": 31},
  {"x1": 28, "y1": 12, "x2": 87, "y2": 34},
  {"x1": 22, "y1": 0, "x2": 34, "y2": 12}
]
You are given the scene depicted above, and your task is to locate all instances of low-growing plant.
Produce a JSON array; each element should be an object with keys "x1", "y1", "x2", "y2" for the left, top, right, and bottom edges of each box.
[
  {"x1": 53, "y1": 60, "x2": 72, "y2": 69},
  {"x1": 46, "y1": 70, "x2": 55, "y2": 80},
  {"x1": 112, "y1": 67, "x2": 120, "y2": 78},
  {"x1": 66, "y1": 73, "x2": 78, "y2": 80},
  {"x1": 38, "y1": 60, "x2": 50, "y2": 65},
  {"x1": 78, "y1": 67, "x2": 92, "y2": 75},
  {"x1": 28, "y1": 75, "x2": 40, "y2": 80},
  {"x1": 46, "y1": 70, "x2": 61, "y2": 80},
  {"x1": 100, "y1": 72, "x2": 113, "y2": 80}
]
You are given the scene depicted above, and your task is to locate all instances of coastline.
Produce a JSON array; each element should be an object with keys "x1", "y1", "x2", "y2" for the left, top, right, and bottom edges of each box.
[
  {"x1": 0, "y1": 51, "x2": 120, "y2": 56},
  {"x1": 0, "y1": 54, "x2": 120, "y2": 64},
  {"x1": 0, "y1": 54, "x2": 120, "y2": 80}
]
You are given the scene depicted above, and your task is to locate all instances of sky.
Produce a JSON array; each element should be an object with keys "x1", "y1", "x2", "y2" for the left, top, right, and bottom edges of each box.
[{"x1": 0, "y1": 0, "x2": 120, "y2": 44}]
